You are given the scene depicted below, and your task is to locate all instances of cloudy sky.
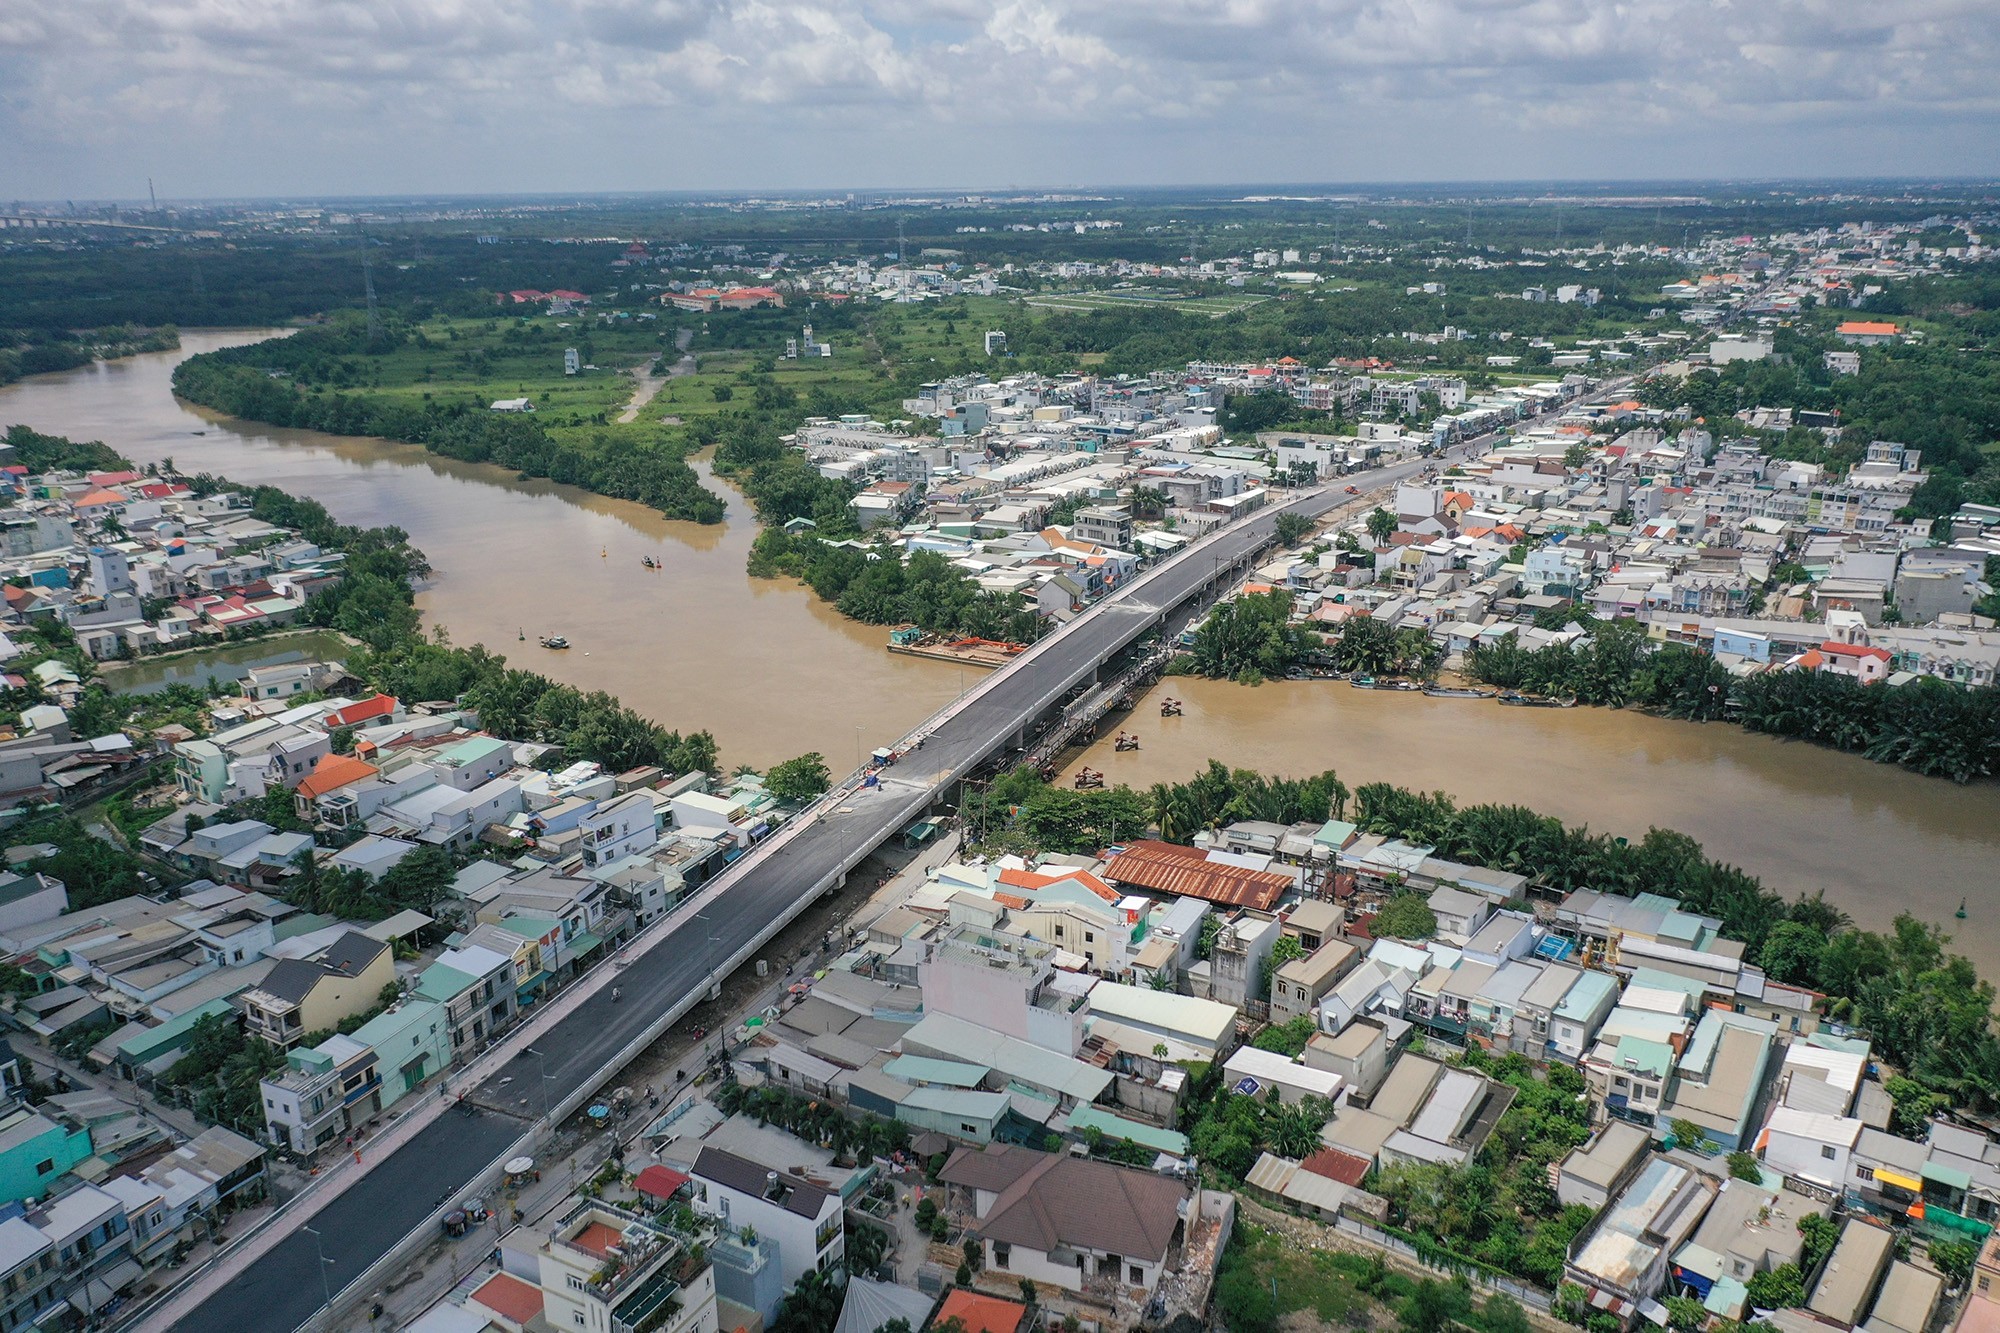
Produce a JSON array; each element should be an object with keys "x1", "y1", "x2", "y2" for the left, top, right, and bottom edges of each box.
[{"x1": 3, "y1": 0, "x2": 1997, "y2": 200}]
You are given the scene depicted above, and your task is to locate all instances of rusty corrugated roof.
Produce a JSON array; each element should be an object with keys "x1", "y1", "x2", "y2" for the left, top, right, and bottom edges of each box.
[{"x1": 1101, "y1": 840, "x2": 1291, "y2": 911}]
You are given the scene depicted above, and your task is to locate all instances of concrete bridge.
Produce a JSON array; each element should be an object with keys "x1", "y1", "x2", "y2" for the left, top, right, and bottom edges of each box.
[{"x1": 144, "y1": 465, "x2": 1433, "y2": 1333}]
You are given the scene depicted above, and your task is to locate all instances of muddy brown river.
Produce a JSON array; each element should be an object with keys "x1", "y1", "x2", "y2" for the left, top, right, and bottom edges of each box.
[{"x1": 5, "y1": 333, "x2": 1998, "y2": 968}]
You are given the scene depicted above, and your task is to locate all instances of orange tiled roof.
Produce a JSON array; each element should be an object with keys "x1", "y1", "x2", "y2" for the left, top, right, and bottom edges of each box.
[
  {"x1": 932, "y1": 1290, "x2": 1029, "y2": 1333},
  {"x1": 295, "y1": 753, "x2": 379, "y2": 799}
]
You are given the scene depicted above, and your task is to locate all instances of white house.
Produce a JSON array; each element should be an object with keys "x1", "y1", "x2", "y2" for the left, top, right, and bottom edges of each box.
[{"x1": 687, "y1": 1147, "x2": 843, "y2": 1295}]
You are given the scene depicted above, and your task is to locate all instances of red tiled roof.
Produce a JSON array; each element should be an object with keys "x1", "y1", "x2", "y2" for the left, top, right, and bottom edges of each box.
[
  {"x1": 88, "y1": 471, "x2": 142, "y2": 487},
  {"x1": 1102, "y1": 840, "x2": 1292, "y2": 912},
  {"x1": 470, "y1": 1271, "x2": 544, "y2": 1326},
  {"x1": 1837, "y1": 321, "x2": 1899, "y2": 336}
]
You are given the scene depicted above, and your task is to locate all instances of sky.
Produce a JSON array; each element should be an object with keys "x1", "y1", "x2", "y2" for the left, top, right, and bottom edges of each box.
[{"x1": 4, "y1": 0, "x2": 1999, "y2": 201}]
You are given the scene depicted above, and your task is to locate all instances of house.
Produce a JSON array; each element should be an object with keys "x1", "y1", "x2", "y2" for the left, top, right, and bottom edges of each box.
[
  {"x1": 292, "y1": 753, "x2": 379, "y2": 819},
  {"x1": 0, "y1": 871, "x2": 66, "y2": 935},
  {"x1": 1656, "y1": 1011, "x2": 1776, "y2": 1150},
  {"x1": 0, "y1": 1106, "x2": 93, "y2": 1203},
  {"x1": 1269, "y1": 940, "x2": 1358, "y2": 1025},
  {"x1": 1564, "y1": 1156, "x2": 1718, "y2": 1326},
  {"x1": 1222, "y1": 1046, "x2": 1344, "y2": 1107},
  {"x1": 237, "y1": 931, "x2": 394, "y2": 1049},
  {"x1": 1806, "y1": 1219, "x2": 1894, "y2": 1328},
  {"x1": 1668, "y1": 1178, "x2": 1825, "y2": 1318},
  {"x1": 1865, "y1": 1260, "x2": 1942, "y2": 1333},
  {"x1": 688, "y1": 1147, "x2": 843, "y2": 1296},
  {"x1": 938, "y1": 1143, "x2": 1189, "y2": 1297},
  {"x1": 1426, "y1": 886, "x2": 1492, "y2": 942},
  {"x1": 1835, "y1": 321, "x2": 1901, "y2": 346},
  {"x1": 536, "y1": 1200, "x2": 717, "y2": 1333},
  {"x1": 1555, "y1": 1122, "x2": 1652, "y2": 1211},
  {"x1": 414, "y1": 944, "x2": 518, "y2": 1059},
  {"x1": 1100, "y1": 840, "x2": 1293, "y2": 912},
  {"x1": 1205, "y1": 913, "x2": 1278, "y2": 1010},
  {"x1": 1757, "y1": 1105, "x2": 1863, "y2": 1195},
  {"x1": 1304, "y1": 1019, "x2": 1403, "y2": 1103}
]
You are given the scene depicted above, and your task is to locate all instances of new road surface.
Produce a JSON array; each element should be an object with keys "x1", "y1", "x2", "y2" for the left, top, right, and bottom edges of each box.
[{"x1": 159, "y1": 399, "x2": 1609, "y2": 1331}]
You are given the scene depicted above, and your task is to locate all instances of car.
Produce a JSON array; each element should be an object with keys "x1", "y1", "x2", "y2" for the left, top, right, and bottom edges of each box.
[{"x1": 1343, "y1": 485, "x2": 1359, "y2": 494}]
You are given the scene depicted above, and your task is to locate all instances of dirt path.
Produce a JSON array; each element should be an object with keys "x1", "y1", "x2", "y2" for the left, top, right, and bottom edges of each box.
[{"x1": 617, "y1": 328, "x2": 695, "y2": 423}]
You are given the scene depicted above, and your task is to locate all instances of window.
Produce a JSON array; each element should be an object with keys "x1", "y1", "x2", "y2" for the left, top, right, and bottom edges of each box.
[
  {"x1": 34, "y1": 1160, "x2": 52, "y2": 1176},
  {"x1": 1130, "y1": 1264, "x2": 1144, "y2": 1284},
  {"x1": 1821, "y1": 1145, "x2": 1837, "y2": 1161},
  {"x1": 993, "y1": 1244, "x2": 1010, "y2": 1270},
  {"x1": 1856, "y1": 1166, "x2": 1875, "y2": 1182},
  {"x1": 568, "y1": 1275, "x2": 588, "y2": 1292}
]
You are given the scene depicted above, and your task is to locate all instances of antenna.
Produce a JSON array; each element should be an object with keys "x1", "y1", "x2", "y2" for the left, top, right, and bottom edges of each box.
[{"x1": 148, "y1": 178, "x2": 158, "y2": 212}]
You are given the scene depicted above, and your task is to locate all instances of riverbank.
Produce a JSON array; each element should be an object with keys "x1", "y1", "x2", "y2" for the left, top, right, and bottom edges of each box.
[
  {"x1": 8, "y1": 332, "x2": 1999, "y2": 958},
  {"x1": 1061, "y1": 675, "x2": 2000, "y2": 973},
  {"x1": 169, "y1": 317, "x2": 728, "y2": 524},
  {"x1": 0, "y1": 331, "x2": 961, "y2": 768}
]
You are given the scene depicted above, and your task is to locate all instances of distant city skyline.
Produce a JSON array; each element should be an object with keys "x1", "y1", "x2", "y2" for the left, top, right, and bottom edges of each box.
[{"x1": 4, "y1": 0, "x2": 1999, "y2": 200}]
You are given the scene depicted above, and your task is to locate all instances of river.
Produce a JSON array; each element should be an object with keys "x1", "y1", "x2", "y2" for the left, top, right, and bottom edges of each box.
[
  {"x1": 1062, "y1": 677, "x2": 2000, "y2": 970},
  {"x1": 0, "y1": 330, "x2": 963, "y2": 770},
  {"x1": 5, "y1": 333, "x2": 1999, "y2": 970}
]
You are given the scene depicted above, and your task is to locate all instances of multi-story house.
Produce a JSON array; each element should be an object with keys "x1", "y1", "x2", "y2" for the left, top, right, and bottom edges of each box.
[
  {"x1": 537, "y1": 1200, "x2": 719, "y2": 1333},
  {"x1": 237, "y1": 931, "x2": 394, "y2": 1050},
  {"x1": 688, "y1": 1148, "x2": 843, "y2": 1296}
]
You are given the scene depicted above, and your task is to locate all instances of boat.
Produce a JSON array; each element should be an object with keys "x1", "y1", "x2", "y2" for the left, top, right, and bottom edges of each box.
[
  {"x1": 1496, "y1": 691, "x2": 1560, "y2": 707},
  {"x1": 1388, "y1": 680, "x2": 1422, "y2": 692},
  {"x1": 540, "y1": 635, "x2": 571, "y2": 650},
  {"x1": 641, "y1": 556, "x2": 659, "y2": 569},
  {"x1": 1349, "y1": 676, "x2": 1380, "y2": 689},
  {"x1": 1423, "y1": 686, "x2": 1494, "y2": 699}
]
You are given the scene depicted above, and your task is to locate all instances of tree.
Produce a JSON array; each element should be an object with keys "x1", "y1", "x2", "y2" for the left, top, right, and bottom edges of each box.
[
  {"x1": 765, "y1": 752, "x2": 832, "y2": 802},
  {"x1": 1373, "y1": 892, "x2": 1438, "y2": 940},
  {"x1": 1757, "y1": 920, "x2": 1826, "y2": 988},
  {"x1": 1884, "y1": 1075, "x2": 1949, "y2": 1139},
  {"x1": 771, "y1": 1267, "x2": 843, "y2": 1333},
  {"x1": 1797, "y1": 1213, "x2": 1840, "y2": 1274},
  {"x1": 1273, "y1": 511, "x2": 1314, "y2": 547},
  {"x1": 1726, "y1": 1151, "x2": 1763, "y2": 1182},
  {"x1": 1366, "y1": 506, "x2": 1398, "y2": 544},
  {"x1": 1744, "y1": 1263, "x2": 1807, "y2": 1311},
  {"x1": 1932, "y1": 1238, "x2": 1978, "y2": 1287}
]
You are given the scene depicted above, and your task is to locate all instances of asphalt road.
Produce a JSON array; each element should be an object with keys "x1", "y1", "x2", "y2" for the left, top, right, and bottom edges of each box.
[{"x1": 165, "y1": 404, "x2": 1611, "y2": 1331}]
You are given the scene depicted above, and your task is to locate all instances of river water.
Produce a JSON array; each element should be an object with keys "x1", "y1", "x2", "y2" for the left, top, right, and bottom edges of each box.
[
  {"x1": 0, "y1": 331, "x2": 962, "y2": 770},
  {"x1": 1062, "y1": 678, "x2": 2000, "y2": 969},
  {"x1": 5, "y1": 333, "x2": 1999, "y2": 969}
]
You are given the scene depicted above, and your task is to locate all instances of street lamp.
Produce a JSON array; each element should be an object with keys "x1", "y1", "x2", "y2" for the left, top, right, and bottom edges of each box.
[
  {"x1": 303, "y1": 1224, "x2": 335, "y2": 1311},
  {"x1": 520, "y1": 1046, "x2": 554, "y2": 1122}
]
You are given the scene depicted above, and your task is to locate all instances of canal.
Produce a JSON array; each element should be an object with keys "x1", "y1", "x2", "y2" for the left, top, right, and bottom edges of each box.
[{"x1": 4, "y1": 333, "x2": 1998, "y2": 968}]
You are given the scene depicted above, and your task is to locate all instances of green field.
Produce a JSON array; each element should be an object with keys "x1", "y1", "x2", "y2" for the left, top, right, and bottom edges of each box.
[
  {"x1": 1024, "y1": 289, "x2": 1270, "y2": 319},
  {"x1": 372, "y1": 313, "x2": 677, "y2": 446}
]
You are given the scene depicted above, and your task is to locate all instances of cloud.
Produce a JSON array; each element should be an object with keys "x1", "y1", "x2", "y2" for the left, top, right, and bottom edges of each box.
[{"x1": 2, "y1": 0, "x2": 1997, "y2": 195}]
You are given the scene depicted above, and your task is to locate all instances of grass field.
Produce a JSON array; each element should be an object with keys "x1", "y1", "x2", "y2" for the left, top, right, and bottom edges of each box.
[
  {"x1": 354, "y1": 313, "x2": 682, "y2": 447},
  {"x1": 1024, "y1": 289, "x2": 1270, "y2": 318}
]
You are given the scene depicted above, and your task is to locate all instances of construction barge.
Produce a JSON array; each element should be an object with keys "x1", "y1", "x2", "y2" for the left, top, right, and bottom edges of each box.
[{"x1": 885, "y1": 627, "x2": 1027, "y2": 668}]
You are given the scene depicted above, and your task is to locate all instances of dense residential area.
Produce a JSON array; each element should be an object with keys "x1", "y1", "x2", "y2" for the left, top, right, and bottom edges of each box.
[{"x1": 0, "y1": 182, "x2": 1996, "y2": 1333}]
